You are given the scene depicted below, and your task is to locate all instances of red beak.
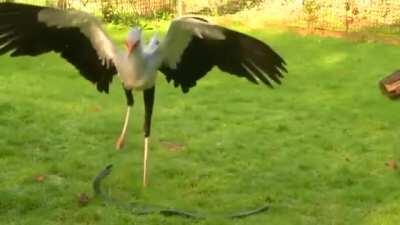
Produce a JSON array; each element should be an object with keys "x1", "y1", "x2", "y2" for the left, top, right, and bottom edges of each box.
[{"x1": 125, "y1": 40, "x2": 134, "y2": 55}]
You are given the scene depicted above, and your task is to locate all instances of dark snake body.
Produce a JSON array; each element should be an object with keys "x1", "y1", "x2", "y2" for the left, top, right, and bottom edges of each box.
[{"x1": 93, "y1": 164, "x2": 269, "y2": 219}]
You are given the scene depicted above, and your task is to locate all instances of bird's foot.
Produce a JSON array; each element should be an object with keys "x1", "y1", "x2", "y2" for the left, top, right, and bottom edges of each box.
[{"x1": 115, "y1": 136, "x2": 125, "y2": 150}]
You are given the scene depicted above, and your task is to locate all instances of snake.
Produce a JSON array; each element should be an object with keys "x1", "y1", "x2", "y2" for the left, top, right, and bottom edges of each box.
[{"x1": 93, "y1": 164, "x2": 270, "y2": 219}]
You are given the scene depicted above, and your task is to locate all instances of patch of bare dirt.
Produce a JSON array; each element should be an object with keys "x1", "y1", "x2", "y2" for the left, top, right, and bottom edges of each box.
[
  {"x1": 216, "y1": 16, "x2": 400, "y2": 46},
  {"x1": 77, "y1": 193, "x2": 90, "y2": 207},
  {"x1": 35, "y1": 175, "x2": 45, "y2": 183},
  {"x1": 293, "y1": 27, "x2": 400, "y2": 45},
  {"x1": 160, "y1": 141, "x2": 185, "y2": 152},
  {"x1": 386, "y1": 160, "x2": 398, "y2": 171}
]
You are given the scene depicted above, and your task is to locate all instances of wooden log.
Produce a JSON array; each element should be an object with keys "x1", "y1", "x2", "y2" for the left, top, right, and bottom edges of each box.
[{"x1": 379, "y1": 70, "x2": 400, "y2": 99}]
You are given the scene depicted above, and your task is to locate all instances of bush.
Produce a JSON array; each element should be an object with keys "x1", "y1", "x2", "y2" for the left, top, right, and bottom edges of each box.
[
  {"x1": 183, "y1": 0, "x2": 264, "y2": 16},
  {"x1": 100, "y1": 2, "x2": 138, "y2": 26},
  {"x1": 303, "y1": 0, "x2": 321, "y2": 28},
  {"x1": 100, "y1": 0, "x2": 173, "y2": 26}
]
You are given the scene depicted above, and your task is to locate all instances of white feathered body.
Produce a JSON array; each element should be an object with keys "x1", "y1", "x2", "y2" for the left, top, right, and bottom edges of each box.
[
  {"x1": 116, "y1": 37, "x2": 161, "y2": 91},
  {"x1": 116, "y1": 17, "x2": 228, "y2": 92}
]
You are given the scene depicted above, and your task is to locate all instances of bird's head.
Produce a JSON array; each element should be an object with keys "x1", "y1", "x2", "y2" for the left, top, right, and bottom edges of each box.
[{"x1": 125, "y1": 27, "x2": 142, "y2": 55}]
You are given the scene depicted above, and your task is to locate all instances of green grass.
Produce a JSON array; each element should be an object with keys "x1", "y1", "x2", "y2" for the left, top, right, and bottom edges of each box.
[{"x1": 1, "y1": 24, "x2": 400, "y2": 225}]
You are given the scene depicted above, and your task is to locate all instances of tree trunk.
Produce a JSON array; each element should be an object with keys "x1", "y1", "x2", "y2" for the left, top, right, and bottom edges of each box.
[
  {"x1": 57, "y1": 0, "x2": 69, "y2": 9},
  {"x1": 380, "y1": 70, "x2": 400, "y2": 99},
  {"x1": 177, "y1": 0, "x2": 185, "y2": 16}
]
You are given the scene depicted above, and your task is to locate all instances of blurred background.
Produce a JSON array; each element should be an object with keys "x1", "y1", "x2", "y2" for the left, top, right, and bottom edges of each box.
[{"x1": 1, "y1": 0, "x2": 400, "y2": 35}]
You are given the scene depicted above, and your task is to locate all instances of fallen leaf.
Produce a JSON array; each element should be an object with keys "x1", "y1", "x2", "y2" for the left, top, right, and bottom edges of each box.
[{"x1": 160, "y1": 141, "x2": 185, "y2": 152}]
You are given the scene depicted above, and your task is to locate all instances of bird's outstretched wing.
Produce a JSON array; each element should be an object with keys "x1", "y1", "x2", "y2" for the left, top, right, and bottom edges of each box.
[
  {"x1": 157, "y1": 17, "x2": 287, "y2": 93},
  {"x1": 0, "y1": 3, "x2": 118, "y2": 93}
]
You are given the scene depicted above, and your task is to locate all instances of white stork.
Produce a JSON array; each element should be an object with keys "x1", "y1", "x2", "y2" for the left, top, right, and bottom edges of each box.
[{"x1": 0, "y1": 3, "x2": 287, "y2": 187}]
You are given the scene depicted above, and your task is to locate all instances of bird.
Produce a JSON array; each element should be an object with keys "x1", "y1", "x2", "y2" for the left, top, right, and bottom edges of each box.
[{"x1": 0, "y1": 2, "x2": 287, "y2": 187}]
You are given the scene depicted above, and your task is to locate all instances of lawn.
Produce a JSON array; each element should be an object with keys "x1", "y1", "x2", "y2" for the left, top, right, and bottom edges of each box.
[{"x1": 1, "y1": 23, "x2": 400, "y2": 225}]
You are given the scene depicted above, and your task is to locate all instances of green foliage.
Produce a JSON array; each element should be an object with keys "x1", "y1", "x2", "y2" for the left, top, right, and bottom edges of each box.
[
  {"x1": 1, "y1": 25, "x2": 400, "y2": 225},
  {"x1": 218, "y1": 0, "x2": 264, "y2": 15},
  {"x1": 100, "y1": 2, "x2": 140, "y2": 27},
  {"x1": 100, "y1": 1, "x2": 115, "y2": 23},
  {"x1": 183, "y1": 0, "x2": 264, "y2": 16},
  {"x1": 45, "y1": 0, "x2": 55, "y2": 7},
  {"x1": 303, "y1": 0, "x2": 321, "y2": 25},
  {"x1": 109, "y1": 12, "x2": 141, "y2": 27},
  {"x1": 101, "y1": 3, "x2": 173, "y2": 26},
  {"x1": 144, "y1": 7, "x2": 174, "y2": 21}
]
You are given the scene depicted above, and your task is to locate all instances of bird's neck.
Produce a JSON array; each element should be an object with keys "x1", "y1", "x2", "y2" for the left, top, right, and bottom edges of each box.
[
  {"x1": 117, "y1": 42, "x2": 158, "y2": 90},
  {"x1": 129, "y1": 44, "x2": 144, "y2": 61}
]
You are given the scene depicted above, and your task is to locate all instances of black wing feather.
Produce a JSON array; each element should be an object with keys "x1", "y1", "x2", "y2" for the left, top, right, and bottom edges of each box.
[
  {"x1": 159, "y1": 24, "x2": 287, "y2": 93},
  {"x1": 0, "y1": 3, "x2": 116, "y2": 93}
]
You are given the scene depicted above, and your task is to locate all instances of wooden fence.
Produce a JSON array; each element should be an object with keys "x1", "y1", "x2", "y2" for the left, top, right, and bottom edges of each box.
[
  {"x1": 1, "y1": 0, "x2": 400, "y2": 33},
  {"x1": 248, "y1": 0, "x2": 400, "y2": 32},
  {"x1": 0, "y1": 0, "x2": 176, "y2": 16}
]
